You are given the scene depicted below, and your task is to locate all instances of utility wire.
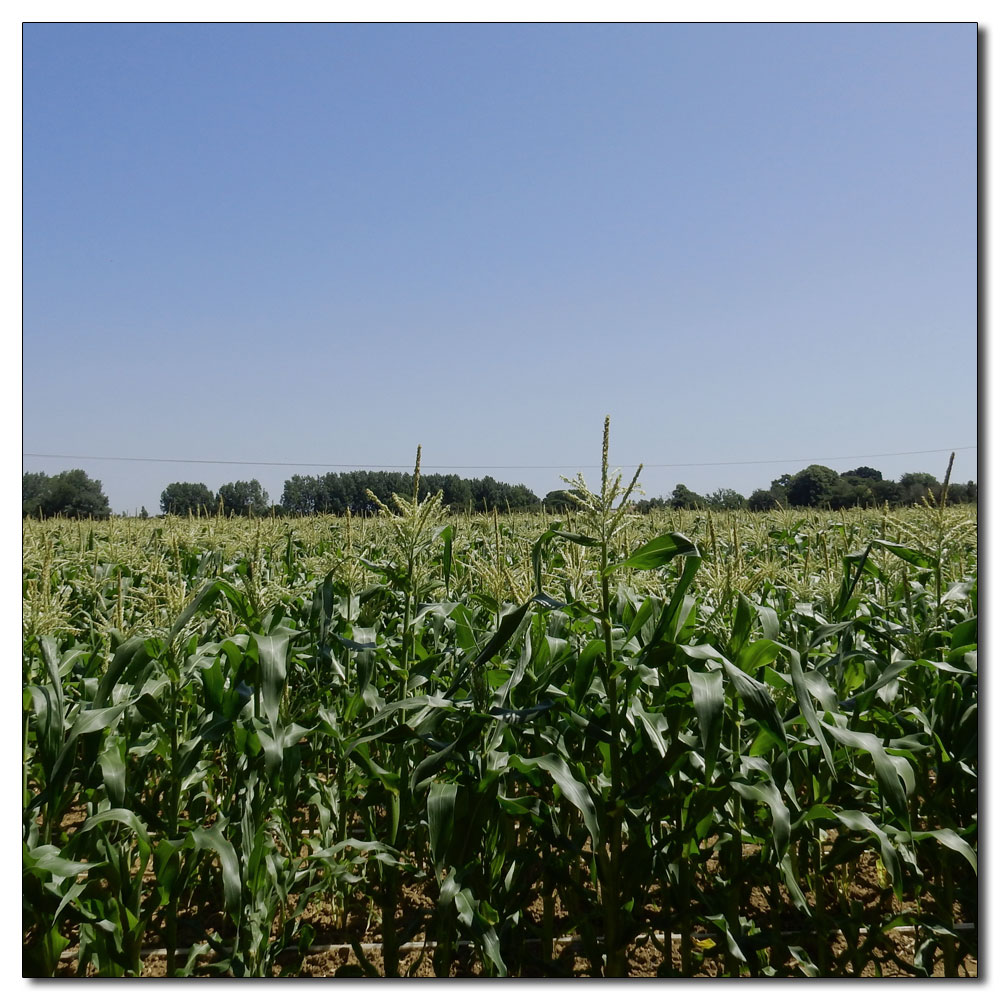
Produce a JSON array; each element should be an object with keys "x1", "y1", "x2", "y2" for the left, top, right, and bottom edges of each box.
[{"x1": 22, "y1": 446, "x2": 976, "y2": 472}]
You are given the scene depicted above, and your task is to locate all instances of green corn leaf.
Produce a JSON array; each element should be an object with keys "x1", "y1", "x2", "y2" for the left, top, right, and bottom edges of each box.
[
  {"x1": 783, "y1": 647, "x2": 836, "y2": 775},
  {"x1": 736, "y1": 638, "x2": 781, "y2": 676},
  {"x1": 481, "y1": 924, "x2": 508, "y2": 977},
  {"x1": 258, "y1": 721, "x2": 311, "y2": 774},
  {"x1": 757, "y1": 605, "x2": 780, "y2": 641},
  {"x1": 475, "y1": 600, "x2": 533, "y2": 668},
  {"x1": 835, "y1": 809, "x2": 903, "y2": 898},
  {"x1": 572, "y1": 638, "x2": 606, "y2": 705},
  {"x1": 94, "y1": 637, "x2": 150, "y2": 710},
  {"x1": 427, "y1": 781, "x2": 458, "y2": 872},
  {"x1": 98, "y1": 743, "x2": 126, "y2": 808},
  {"x1": 911, "y1": 829, "x2": 977, "y2": 875},
  {"x1": 551, "y1": 529, "x2": 599, "y2": 547},
  {"x1": 872, "y1": 539, "x2": 936, "y2": 569},
  {"x1": 25, "y1": 843, "x2": 94, "y2": 880},
  {"x1": 731, "y1": 592, "x2": 755, "y2": 654},
  {"x1": 628, "y1": 698, "x2": 671, "y2": 758},
  {"x1": 645, "y1": 554, "x2": 702, "y2": 647},
  {"x1": 731, "y1": 772, "x2": 790, "y2": 858},
  {"x1": 687, "y1": 666, "x2": 724, "y2": 784},
  {"x1": 254, "y1": 633, "x2": 289, "y2": 730},
  {"x1": 823, "y1": 724, "x2": 911, "y2": 822},
  {"x1": 787, "y1": 945, "x2": 820, "y2": 976},
  {"x1": 314, "y1": 838, "x2": 399, "y2": 866},
  {"x1": 446, "y1": 599, "x2": 535, "y2": 698},
  {"x1": 134, "y1": 692, "x2": 167, "y2": 726},
  {"x1": 23, "y1": 925, "x2": 71, "y2": 977},
  {"x1": 850, "y1": 659, "x2": 913, "y2": 701},
  {"x1": 704, "y1": 914, "x2": 747, "y2": 964},
  {"x1": 509, "y1": 753, "x2": 599, "y2": 845},
  {"x1": 27, "y1": 684, "x2": 62, "y2": 760},
  {"x1": 38, "y1": 636, "x2": 65, "y2": 719},
  {"x1": 949, "y1": 617, "x2": 977, "y2": 649},
  {"x1": 721, "y1": 659, "x2": 787, "y2": 749},
  {"x1": 623, "y1": 595, "x2": 657, "y2": 644},
  {"x1": 166, "y1": 579, "x2": 224, "y2": 648},
  {"x1": 68, "y1": 704, "x2": 128, "y2": 740},
  {"x1": 436, "y1": 524, "x2": 454, "y2": 594},
  {"x1": 611, "y1": 532, "x2": 699, "y2": 572},
  {"x1": 51, "y1": 878, "x2": 94, "y2": 926},
  {"x1": 78, "y1": 808, "x2": 152, "y2": 855},
  {"x1": 188, "y1": 826, "x2": 242, "y2": 917},
  {"x1": 779, "y1": 853, "x2": 810, "y2": 913}
]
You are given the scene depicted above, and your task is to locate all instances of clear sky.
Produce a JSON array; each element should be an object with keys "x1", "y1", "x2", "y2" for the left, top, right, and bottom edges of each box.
[{"x1": 22, "y1": 22, "x2": 977, "y2": 513}]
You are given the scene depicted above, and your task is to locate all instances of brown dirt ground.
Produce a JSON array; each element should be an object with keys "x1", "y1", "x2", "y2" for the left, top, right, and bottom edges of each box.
[
  {"x1": 51, "y1": 845, "x2": 977, "y2": 978},
  {"x1": 38, "y1": 805, "x2": 976, "y2": 979}
]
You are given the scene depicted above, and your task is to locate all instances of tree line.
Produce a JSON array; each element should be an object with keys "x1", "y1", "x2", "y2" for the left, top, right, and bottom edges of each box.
[
  {"x1": 628, "y1": 464, "x2": 978, "y2": 513},
  {"x1": 279, "y1": 471, "x2": 539, "y2": 515},
  {"x1": 22, "y1": 469, "x2": 542, "y2": 519},
  {"x1": 23, "y1": 462, "x2": 977, "y2": 520},
  {"x1": 160, "y1": 473, "x2": 541, "y2": 516}
]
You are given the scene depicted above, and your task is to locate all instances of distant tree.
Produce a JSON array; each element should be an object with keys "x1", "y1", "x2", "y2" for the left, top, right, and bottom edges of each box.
[
  {"x1": 472, "y1": 475, "x2": 505, "y2": 512},
  {"x1": 139, "y1": 506, "x2": 149, "y2": 519},
  {"x1": 669, "y1": 484, "x2": 704, "y2": 510},
  {"x1": 633, "y1": 496, "x2": 669, "y2": 513},
  {"x1": 282, "y1": 471, "x2": 543, "y2": 516},
  {"x1": 747, "y1": 489, "x2": 780, "y2": 512},
  {"x1": 506, "y1": 483, "x2": 541, "y2": 510},
  {"x1": 23, "y1": 472, "x2": 51, "y2": 518},
  {"x1": 705, "y1": 488, "x2": 746, "y2": 511},
  {"x1": 843, "y1": 466, "x2": 883, "y2": 481},
  {"x1": 52, "y1": 470, "x2": 111, "y2": 519},
  {"x1": 24, "y1": 469, "x2": 111, "y2": 519},
  {"x1": 829, "y1": 477, "x2": 875, "y2": 509},
  {"x1": 436, "y1": 473, "x2": 473, "y2": 510},
  {"x1": 870, "y1": 479, "x2": 903, "y2": 506},
  {"x1": 321, "y1": 472, "x2": 350, "y2": 514},
  {"x1": 542, "y1": 489, "x2": 582, "y2": 513},
  {"x1": 898, "y1": 472, "x2": 940, "y2": 506},
  {"x1": 281, "y1": 475, "x2": 316, "y2": 515},
  {"x1": 769, "y1": 474, "x2": 793, "y2": 505},
  {"x1": 217, "y1": 479, "x2": 270, "y2": 516},
  {"x1": 161, "y1": 482, "x2": 215, "y2": 516},
  {"x1": 786, "y1": 465, "x2": 840, "y2": 507},
  {"x1": 944, "y1": 481, "x2": 965, "y2": 504}
]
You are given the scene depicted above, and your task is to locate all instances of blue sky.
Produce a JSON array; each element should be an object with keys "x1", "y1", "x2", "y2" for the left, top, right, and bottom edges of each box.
[{"x1": 22, "y1": 22, "x2": 977, "y2": 513}]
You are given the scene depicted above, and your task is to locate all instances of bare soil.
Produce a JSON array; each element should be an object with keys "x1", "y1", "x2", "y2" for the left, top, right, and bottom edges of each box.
[{"x1": 51, "y1": 846, "x2": 977, "y2": 978}]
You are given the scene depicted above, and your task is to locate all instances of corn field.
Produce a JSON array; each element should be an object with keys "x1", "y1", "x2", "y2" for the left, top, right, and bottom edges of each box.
[{"x1": 23, "y1": 438, "x2": 978, "y2": 977}]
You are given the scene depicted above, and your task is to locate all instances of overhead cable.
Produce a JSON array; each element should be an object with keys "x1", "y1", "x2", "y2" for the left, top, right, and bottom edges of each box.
[{"x1": 22, "y1": 445, "x2": 976, "y2": 472}]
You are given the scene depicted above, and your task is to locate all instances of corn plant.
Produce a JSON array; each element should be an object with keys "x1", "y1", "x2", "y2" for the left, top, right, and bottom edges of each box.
[{"x1": 22, "y1": 454, "x2": 977, "y2": 977}]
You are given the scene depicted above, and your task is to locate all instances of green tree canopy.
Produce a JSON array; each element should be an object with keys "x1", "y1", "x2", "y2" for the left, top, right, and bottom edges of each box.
[
  {"x1": 542, "y1": 489, "x2": 582, "y2": 512},
  {"x1": 669, "y1": 484, "x2": 704, "y2": 510},
  {"x1": 899, "y1": 472, "x2": 941, "y2": 505},
  {"x1": 23, "y1": 472, "x2": 51, "y2": 518},
  {"x1": 160, "y1": 482, "x2": 216, "y2": 516},
  {"x1": 217, "y1": 479, "x2": 270, "y2": 516},
  {"x1": 23, "y1": 470, "x2": 111, "y2": 519},
  {"x1": 280, "y1": 470, "x2": 538, "y2": 515},
  {"x1": 843, "y1": 466, "x2": 883, "y2": 481},
  {"x1": 705, "y1": 488, "x2": 746, "y2": 511},
  {"x1": 747, "y1": 489, "x2": 781, "y2": 512},
  {"x1": 947, "y1": 480, "x2": 977, "y2": 504},
  {"x1": 786, "y1": 465, "x2": 840, "y2": 507},
  {"x1": 768, "y1": 474, "x2": 792, "y2": 504},
  {"x1": 829, "y1": 477, "x2": 875, "y2": 509},
  {"x1": 870, "y1": 479, "x2": 903, "y2": 505}
]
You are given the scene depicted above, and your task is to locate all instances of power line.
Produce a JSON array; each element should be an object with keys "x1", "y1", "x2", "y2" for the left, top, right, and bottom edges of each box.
[{"x1": 22, "y1": 446, "x2": 976, "y2": 472}]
